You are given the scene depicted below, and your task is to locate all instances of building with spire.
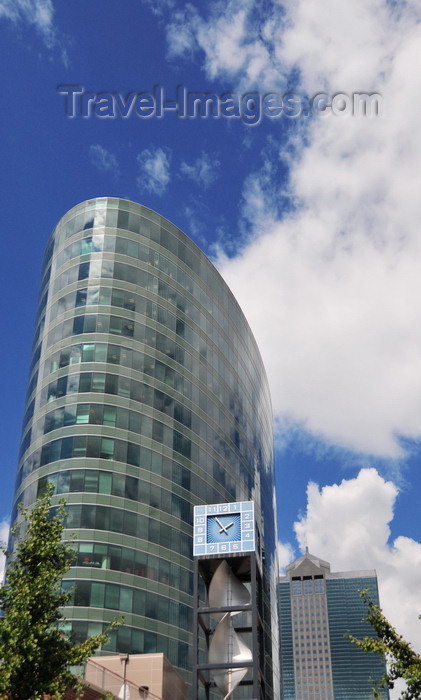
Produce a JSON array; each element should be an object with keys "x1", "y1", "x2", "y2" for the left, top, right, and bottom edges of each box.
[{"x1": 278, "y1": 550, "x2": 389, "y2": 700}]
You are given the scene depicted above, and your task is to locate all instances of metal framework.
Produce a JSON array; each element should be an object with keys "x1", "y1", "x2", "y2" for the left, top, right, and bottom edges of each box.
[{"x1": 192, "y1": 553, "x2": 265, "y2": 700}]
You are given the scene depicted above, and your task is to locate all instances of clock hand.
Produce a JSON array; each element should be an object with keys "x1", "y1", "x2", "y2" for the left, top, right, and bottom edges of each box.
[
  {"x1": 215, "y1": 517, "x2": 229, "y2": 534},
  {"x1": 218, "y1": 519, "x2": 235, "y2": 534}
]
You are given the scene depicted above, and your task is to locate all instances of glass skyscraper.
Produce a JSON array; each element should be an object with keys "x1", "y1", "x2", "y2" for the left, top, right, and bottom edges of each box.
[
  {"x1": 10, "y1": 197, "x2": 278, "y2": 690},
  {"x1": 278, "y1": 550, "x2": 389, "y2": 700}
]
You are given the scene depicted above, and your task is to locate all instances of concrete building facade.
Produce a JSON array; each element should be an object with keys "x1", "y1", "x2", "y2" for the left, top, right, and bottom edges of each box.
[{"x1": 84, "y1": 653, "x2": 187, "y2": 700}]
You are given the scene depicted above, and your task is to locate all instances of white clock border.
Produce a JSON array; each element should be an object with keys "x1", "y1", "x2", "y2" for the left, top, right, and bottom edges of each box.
[{"x1": 193, "y1": 500, "x2": 255, "y2": 557}]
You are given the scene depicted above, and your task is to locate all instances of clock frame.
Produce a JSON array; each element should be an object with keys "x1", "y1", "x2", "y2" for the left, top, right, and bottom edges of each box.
[{"x1": 193, "y1": 501, "x2": 255, "y2": 556}]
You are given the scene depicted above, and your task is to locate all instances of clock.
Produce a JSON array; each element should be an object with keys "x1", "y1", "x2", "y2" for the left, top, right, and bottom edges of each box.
[
  {"x1": 193, "y1": 501, "x2": 256, "y2": 556},
  {"x1": 207, "y1": 514, "x2": 241, "y2": 543}
]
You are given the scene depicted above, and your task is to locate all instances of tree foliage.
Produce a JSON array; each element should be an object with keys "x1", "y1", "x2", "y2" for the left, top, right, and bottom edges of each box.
[
  {"x1": 0, "y1": 485, "x2": 118, "y2": 699},
  {"x1": 349, "y1": 590, "x2": 421, "y2": 699}
]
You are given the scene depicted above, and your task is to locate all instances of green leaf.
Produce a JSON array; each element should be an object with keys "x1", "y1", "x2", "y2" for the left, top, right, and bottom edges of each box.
[
  {"x1": 349, "y1": 590, "x2": 421, "y2": 699},
  {"x1": 0, "y1": 485, "x2": 121, "y2": 698}
]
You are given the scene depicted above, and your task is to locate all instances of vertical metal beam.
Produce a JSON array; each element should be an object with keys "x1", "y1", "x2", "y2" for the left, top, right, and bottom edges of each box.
[
  {"x1": 250, "y1": 553, "x2": 261, "y2": 700},
  {"x1": 193, "y1": 554, "x2": 264, "y2": 700},
  {"x1": 193, "y1": 558, "x2": 199, "y2": 700}
]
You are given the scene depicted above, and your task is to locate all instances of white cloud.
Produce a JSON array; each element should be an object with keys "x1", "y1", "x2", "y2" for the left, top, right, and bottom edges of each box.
[
  {"x1": 182, "y1": 205, "x2": 207, "y2": 245},
  {"x1": 180, "y1": 151, "x2": 220, "y2": 188},
  {"x1": 294, "y1": 469, "x2": 397, "y2": 563},
  {"x1": 293, "y1": 468, "x2": 421, "y2": 669},
  {"x1": 89, "y1": 144, "x2": 120, "y2": 178},
  {"x1": 0, "y1": 520, "x2": 10, "y2": 582},
  {"x1": 137, "y1": 146, "x2": 171, "y2": 196},
  {"x1": 159, "y1": 0, "x2": 421, "y2": 454},
  {"x1": 141, "y1": 0, "x2": 175, "y2": 17},
  {"x1": 0, "y1": 0, "x2": 56, "y2": 48},
  {"x1": 277, "y1": 541, "x2": 294, "y2": 573},
  {"x1": 218, "y1": 202, "x2": 421, "y2": 456},
  {"x1": 165, "y1": 0, "x2": 284, "y2": 88},
  {"x1": 193, "y1": 0, "x2": 421, "y2": 458},
  {"x1": 165, "y1": 6, "x2": 199, "y2": 59}
]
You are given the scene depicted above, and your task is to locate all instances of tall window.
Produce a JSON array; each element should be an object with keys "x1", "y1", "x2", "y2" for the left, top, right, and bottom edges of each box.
[
  {"x1": 292, "y1": 579, "x2": 302, "y2": 596},
  {"x1": 303, "y1": 578, "x2": 313, "y2": 595}
]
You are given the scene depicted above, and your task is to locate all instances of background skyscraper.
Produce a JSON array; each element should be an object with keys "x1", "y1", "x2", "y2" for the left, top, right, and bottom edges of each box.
[
  {"x1": 10, "y1": 197, "x2": 278, "y2": 690},
  {"x1": 278, "y1": 550, "x2": 389, "y2": 700}
]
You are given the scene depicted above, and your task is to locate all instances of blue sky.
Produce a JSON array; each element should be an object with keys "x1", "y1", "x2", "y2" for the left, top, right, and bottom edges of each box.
[{"x1": 1, "y1": 1, "x2": 421, "y2": 688}]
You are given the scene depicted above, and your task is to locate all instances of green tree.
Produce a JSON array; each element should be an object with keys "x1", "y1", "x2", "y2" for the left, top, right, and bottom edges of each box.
[
  {"x1": 349, "y1": 591, "x2": 421, "y2": 699},
  {"x1": 0, "y1": 485, "x2": 119, "y2": 699}
]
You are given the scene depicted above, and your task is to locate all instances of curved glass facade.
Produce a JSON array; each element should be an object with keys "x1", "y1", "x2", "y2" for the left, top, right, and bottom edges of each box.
[{"x1": 11, "y1": 197, "x2": 278, "y2": 690}]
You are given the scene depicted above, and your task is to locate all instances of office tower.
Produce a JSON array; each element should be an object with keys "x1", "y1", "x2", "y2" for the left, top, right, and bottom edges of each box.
[
  {"x1": 278, "y1": 550, "x2": 389, "y2": 700},
  {"x1": 10, "y1": 197, "x2": 278, "y2": 690}
]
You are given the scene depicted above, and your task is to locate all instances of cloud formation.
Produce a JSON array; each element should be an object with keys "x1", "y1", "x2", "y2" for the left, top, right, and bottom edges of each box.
[
  {"x1": 180, "y1": 151, "x2": 220, "y2": 188},
  {"x1": 0, "y1": 0, "x2": 60, "y2": 51},
  {"x1": 166, "y1": 0, "x2": 282, "y2": 87},
  {"x1": 89, "y1": 144, "x2": 120, "y2": 178},
  {"x1": 293, "y1": 469, "x2": 421, "y2": 666},
  {"x1": 166, "y1": 0, "x2": 421, "y2": 457},
  {"x1": 137, "y1": 146, "x2": 171, "y2": 196},
  {"x1": 141, "y1": 0, "x2": 175, "y2": 17}
]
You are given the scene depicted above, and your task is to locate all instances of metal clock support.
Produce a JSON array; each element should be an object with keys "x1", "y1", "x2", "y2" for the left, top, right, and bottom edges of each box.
[{"x1": 192, "y1": 501, "x2": 266, "y2": 700}]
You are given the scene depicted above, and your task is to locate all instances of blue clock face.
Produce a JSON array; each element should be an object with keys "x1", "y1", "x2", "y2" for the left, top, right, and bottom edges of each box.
[
  {"x1": 207, "y1": 514, "x2": 241, "y2": 543},
  {"x1": 193, "y1": 501, "x2": 256, "y2": 556}
]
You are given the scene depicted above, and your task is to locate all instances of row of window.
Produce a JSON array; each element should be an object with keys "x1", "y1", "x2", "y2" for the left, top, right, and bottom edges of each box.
[
  {"x1": 294, "y1": 599, "x2": 326, "y2": 609},
  {"x1": 60, "y1": 504, "x2": 191, "y2": 556},
  {"x1": 14, "y1": 437, "x2": 239, "y2": 516},
  {"x1": 72, "y1": 313, "x2": 134, "y2": 338},
  {"x1": 66, "y1": 619, "x2": 189, "y2": 669},
  {"x1": 292, "y1": 578, "x2": 325, "y2": 596},
  {"x1": 296, "y1": 671, "x2": 331, "y2": 678},
  {"x1": 73, "y1": 540, "x2": 193, "y2": 594},
  {"x1": 57, "y1": 206, "x2": 199, "y2": 274},
  {"x1": 50, "y1": 203, "x2": 255, "y2": 356},
  {"x1": 21, "y1": 432, "x2": 191, "y2": 481},
  {"x1": 39, "y1": 381, "x2": 250, "y2": 473},
  {"x1": 39, "y1": 313, "x2": 267, "y2": 455},
  {"x1": 54, "y1": 283, "x2": 207, "y2": 346},
  {"x1": 69, "y1": 317, "x2": 261, "y2": 457},
  {"x1": 26, "y1": 339, "x2": 192, "y2": 428},
  {"x1": 28, "y1": 295, "x2": 271, "y2": 466},
  {"x1": 55, "y1": 283, "x2": 259, "y2": 431},
  {"x1": 41, "y1": 199, "x2": 273, "y2": 423},
  {"x1": 46, "y1": 258, "x2": 251, "y2": 390},
  {"x1": 62, "y1": 579, "x2": 192, "y2": 630},
  {"x1": 36, "y1": 254, "x2": 270, "y2": 432},
  {"x1": 43, "y1": 402, "x2": 169, "y2": 434},
  {"x1": 47, "y1": 341, "x2": 188, "y2": 391},
  {"x1": 37, "y1": 468, "x2": 192, "y2": 521},
  {"x1": 41, "y1": 339, "x2": 259, "y2": 451},
  {"x1": 34, "y1": 370, "x2": 254, "y2": 485},
  {"x1": 295, "y1": 660, "x2": 330, "y2": 668},
  {"x1": 44, "y1": 372, "x2": 193, "y2": 429},
  {"x1": 21, "y1": 400, "x2": 191, "y2": 464}
]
